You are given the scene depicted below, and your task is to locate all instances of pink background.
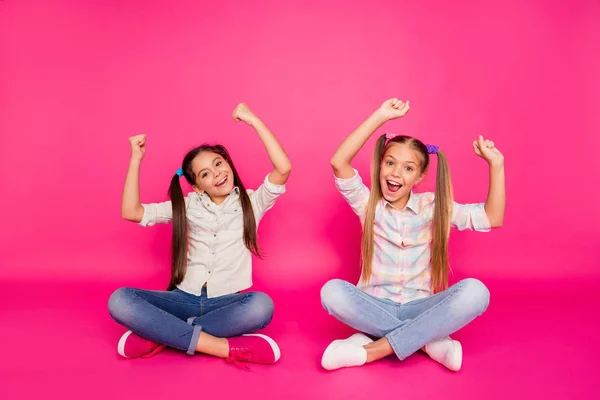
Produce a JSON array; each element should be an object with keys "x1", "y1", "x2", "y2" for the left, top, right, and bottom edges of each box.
[{"x1": 1, "y1": 0, "x2": 599, "y2": 399}]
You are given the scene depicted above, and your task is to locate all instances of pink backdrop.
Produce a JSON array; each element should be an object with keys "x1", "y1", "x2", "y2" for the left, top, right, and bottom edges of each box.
[
  {"x1": 2, "y1": 1, "x2": 600, "y2": 399},
  {"x1": 2, "y1": 0, "x2": 598, "y2": 290}
]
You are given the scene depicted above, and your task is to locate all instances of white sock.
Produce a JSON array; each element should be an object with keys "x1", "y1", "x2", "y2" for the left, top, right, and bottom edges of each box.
[
  {"x1": 321, "y1": 340, "x2": 368, "y2": 370},
  {"x1": 424, "y1": 337, "x2": 463, "y2": 371}
]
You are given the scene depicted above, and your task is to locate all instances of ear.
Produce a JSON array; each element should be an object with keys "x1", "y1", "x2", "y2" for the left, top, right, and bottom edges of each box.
[
  {"x1": 416, "y1": 173, "x2": 426, "y2": 185},
  {"x1": 192, "y1": 185, "x2": 204, "y2": 194}
]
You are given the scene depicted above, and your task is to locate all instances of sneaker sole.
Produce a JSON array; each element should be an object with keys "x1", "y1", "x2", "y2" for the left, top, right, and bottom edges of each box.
[
  {"x1": 242, "y1": 334, "x2": 281, "y2": 362},
  {"x1": 449, "y1": 341, "x2": 463, "y2": 371},
  {"x1": 117, "y1": 330, "x2": 133, "y2": 358}
]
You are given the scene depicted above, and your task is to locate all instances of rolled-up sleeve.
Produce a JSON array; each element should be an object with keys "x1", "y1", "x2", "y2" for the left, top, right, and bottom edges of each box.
[
  {"x1": 139, "y1": 201, "x2": 173, "y2": 227},
  {"x1": 335, "y1": 169, "x2": 370, "y2": 219},
  {"x1": 250, "y1": 174, "x2": 286, "y2": 217},
  {"x1": 451, "y1": 202, "x2": 491, "y2": 232},
  {"x1": 140, "y1": 194, "x2": 194, "y2": 226}
]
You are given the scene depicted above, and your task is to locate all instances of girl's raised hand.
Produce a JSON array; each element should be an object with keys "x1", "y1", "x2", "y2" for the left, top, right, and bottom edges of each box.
[
  {"x1": 232, "y1": 103, "x2": 258, "y2": 126},
  {"x1": 473, "y1": 135, "x2": 504, "y2": 166},
  {"x1": 129, "y1": 134, "x2": 146, "y2": 161},
  {"x1": 377, "y1": 98, "x2": 411, "y2": 121}
]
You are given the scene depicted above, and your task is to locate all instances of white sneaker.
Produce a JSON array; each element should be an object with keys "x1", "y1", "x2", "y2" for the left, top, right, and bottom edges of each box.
[
  {"x1": 321, "y1": 333, "x2": 373, "y2": 370},
  {"x1": 345, "y1": 333, "x2": 374, "y2": 347},
  {"x1": 424, "y1": 337, "x2": 462, "y2": 371}
]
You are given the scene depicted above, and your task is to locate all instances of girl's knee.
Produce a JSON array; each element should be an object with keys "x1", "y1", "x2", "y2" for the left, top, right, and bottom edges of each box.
[
  {"x1": 107, "y1": 287, "x2": 136, "y2": 321},
  {"x1": 246, "y1": 292, "x2": 274, "y2": 325},
  {"x1": 458, "y1": 278, "x2": 490, "y2": 315},
  {"x1": 320, "y1": 279, "x2": 351, "y2": 312}
]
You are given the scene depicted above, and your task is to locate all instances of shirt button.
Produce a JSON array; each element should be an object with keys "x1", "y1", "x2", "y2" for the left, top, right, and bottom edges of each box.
[
  {"x1": 214, "y1": 234, "x2": 217, "y2": 237},
  {"x1": 208, "y1": 271, "x2": 211, "y2": 274}
]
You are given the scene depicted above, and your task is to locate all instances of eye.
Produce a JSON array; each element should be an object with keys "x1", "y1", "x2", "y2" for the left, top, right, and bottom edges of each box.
[
  {"x1": 216, "y1": 161, "x2": 222, "y2": 167},
  {"x1": 202, "y1": 172, "x2": 209, "y2": 178},
  {"x1": 406, "y1": 166, "x2": 413, "y2": 172},
  {"x1": 386, "y1": 161, "x2": 394, "y2": 166}
]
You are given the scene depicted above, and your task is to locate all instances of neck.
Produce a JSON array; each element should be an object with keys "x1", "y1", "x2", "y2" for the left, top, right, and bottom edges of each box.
[
  {"x1": 209, "y1": 195, "x2": 227, "y2": 205},
  {"x1": 389, "y1": 192, "x2": 411, "y2": 210}
]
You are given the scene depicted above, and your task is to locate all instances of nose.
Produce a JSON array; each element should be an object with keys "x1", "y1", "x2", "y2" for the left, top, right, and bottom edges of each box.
[{"x1": 390, "y1": 166, "x2": 402, "y2": 176}]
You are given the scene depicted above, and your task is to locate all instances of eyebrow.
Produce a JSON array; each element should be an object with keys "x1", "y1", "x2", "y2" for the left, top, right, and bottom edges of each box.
[
  {"x1": 385, "y1": 155, "x2": 417, "y2": 165},
  {"x1": 197, "y1": 157, "x2": 221, "y2": 178}
]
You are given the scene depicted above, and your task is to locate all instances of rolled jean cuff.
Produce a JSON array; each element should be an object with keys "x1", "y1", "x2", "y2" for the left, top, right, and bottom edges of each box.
[
  {"x1": 384, "y1": 332, "x2": 408, "y2": 360},
  {"x1": 186, "y1": 317, "x2": 203, "y2": 355}
]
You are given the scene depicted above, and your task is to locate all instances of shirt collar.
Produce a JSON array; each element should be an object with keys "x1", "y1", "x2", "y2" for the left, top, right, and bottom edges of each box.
[
  {"x1": 197, "y1": 186, "x2": 240, "y2": 208},
  {"x1": 382, "y1": 191, "x2": 420, "y2": 214}
]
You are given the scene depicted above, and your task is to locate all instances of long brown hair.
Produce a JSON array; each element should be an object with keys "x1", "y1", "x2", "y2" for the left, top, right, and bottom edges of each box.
[
  {"x1": 167, "y1": 144, "x2": 260, "y2": 290},
  {"x1": 361, "y1": 135, "x2": 453, "y2": 293}
]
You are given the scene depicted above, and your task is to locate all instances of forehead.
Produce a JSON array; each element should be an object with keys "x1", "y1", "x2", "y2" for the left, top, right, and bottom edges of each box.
[
  {"x1": 191, "y1": 151, "x2": 223, "y2": 173},
  {"x1": 383, "y1": 142, "x2": 422, "y2": 163}
]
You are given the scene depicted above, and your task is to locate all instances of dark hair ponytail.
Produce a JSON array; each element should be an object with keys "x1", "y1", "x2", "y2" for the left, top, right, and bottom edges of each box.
[
  {"x1": 168, "y1": 174, "x2": 187, "y2": 291},
  {"x1": 166, "y1": 144, "x2": 261, "y2": 290},
  {"x1": 216, "y1": 145, "x2": 262, "y2": 257}
]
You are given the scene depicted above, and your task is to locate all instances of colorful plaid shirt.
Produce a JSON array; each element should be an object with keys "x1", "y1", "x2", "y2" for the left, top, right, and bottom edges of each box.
[{"x1": 335, "y1": 169, "x2": 491, "y2": 304}]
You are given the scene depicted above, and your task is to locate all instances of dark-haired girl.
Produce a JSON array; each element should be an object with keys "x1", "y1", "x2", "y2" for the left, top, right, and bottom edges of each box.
[{"x1": 109, "y1": 103, "x2": 291, "y2": 366}]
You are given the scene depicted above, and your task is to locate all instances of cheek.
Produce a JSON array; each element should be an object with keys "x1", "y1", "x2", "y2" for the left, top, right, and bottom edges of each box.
[
  {"x1": 379, "y1": 165, "x2": 390, "y2": 179},
  {"x1": 197, "y1": 180, "x2": 212, "y2": 191},
  {"x1": 406, "y1": 174, "x2": 420, "y2": 186}
]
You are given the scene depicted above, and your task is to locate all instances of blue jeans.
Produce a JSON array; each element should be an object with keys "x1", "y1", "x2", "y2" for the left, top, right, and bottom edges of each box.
[
  {"x1": 320, "y1": 278, "x2": 490, "y2": 360},
  {"x1": 108, "y1": 286, "x2": 274, "y2": 355}
]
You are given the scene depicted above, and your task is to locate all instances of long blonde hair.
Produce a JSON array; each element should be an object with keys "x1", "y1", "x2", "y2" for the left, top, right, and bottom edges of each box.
[{"x1": 360, "y1": 135, "x2": 453, "y2": 293}]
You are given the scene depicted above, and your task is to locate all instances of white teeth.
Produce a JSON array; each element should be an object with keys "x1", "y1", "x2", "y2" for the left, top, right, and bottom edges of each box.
[
  {"x1": 387, "y1": 180, "x2": 401, "y2": 186},
  {"x1": 216, "y1": 177, "x2": 227, "y2": 186}
]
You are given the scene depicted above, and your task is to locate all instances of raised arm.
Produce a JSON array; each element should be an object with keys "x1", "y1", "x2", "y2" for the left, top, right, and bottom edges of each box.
[
  {"x1": 473, "y1": 135, "x2": 506, "y2": 227},
  {"x1": 330, "y1": 98, "x2": 410, "y2": 179},
  {"x1": 121, "y1": 134, "x2": 146, "y2": 223},
  {"x1": 233, "y1": 103, "x2": 291, "y2": 185}
]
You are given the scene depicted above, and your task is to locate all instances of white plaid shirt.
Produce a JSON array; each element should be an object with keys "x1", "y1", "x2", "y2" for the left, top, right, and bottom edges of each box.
[{"x1": 140, "y1": 174, "x2": 285, "y2": 298}]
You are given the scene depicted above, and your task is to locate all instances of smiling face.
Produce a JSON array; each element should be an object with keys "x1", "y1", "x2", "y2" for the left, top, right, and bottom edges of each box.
[
  {"x1": 379, "y1": 142, "x2": 426, "y2": 209},
  {"x1": 190, "y1": 151, "x2": 235, "y2": 204}
]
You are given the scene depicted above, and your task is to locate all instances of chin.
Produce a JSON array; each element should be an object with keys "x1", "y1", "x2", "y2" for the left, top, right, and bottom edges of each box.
[
  {"x1": 224, "y1": 182, "x2": 235, "y2": 193},
  {"x1": 382, "y1": 193, "x2": 398, "y2": 203},
  {"x1": 382, "y1": 189, "x2": 408, "y2": 204},
  {"x1": 217, "y1": 184, "x2": 234, "y2": 196}
]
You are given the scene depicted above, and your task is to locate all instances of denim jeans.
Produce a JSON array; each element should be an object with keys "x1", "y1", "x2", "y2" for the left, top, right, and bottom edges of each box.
[
  {"x1": 320, "y1": 278, "x2": 490, "y2": 359},
  {"x1": 108, "y1": 286, "x2": 274, "y2": 355}
]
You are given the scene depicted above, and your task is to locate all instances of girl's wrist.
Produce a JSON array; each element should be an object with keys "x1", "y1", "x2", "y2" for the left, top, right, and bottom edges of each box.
[{"x1": 372, "y1": 109, "x2": 390, "y2": 124}]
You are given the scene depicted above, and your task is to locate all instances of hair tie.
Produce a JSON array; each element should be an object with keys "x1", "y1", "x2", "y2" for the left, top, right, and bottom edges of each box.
[
  {"x1": 386, "y1": 133, "x2": 439, "y2": 155},
  {"x1": 426, "y1": 144, "x2": 439, "y2": 154},
  {"x1": 385, "y1": 132, "x2": 399, "y2": 145},
  {"x1": 175, "y1": 168, "x2": 183, "y2": 177}
]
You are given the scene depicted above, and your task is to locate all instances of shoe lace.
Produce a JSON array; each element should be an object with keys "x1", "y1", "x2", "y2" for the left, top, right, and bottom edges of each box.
[{"x1": 225, "y1": 348, "x2": 254, "y2": 370}]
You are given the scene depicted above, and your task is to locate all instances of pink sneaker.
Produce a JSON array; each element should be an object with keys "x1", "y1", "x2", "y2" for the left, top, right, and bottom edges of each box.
[
  {"x1": 117, "y1": 330, "x2": 166, "y2": 359},
  {"x1": 226, "y1": 334, "x2": 281, "y2": 365}
]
